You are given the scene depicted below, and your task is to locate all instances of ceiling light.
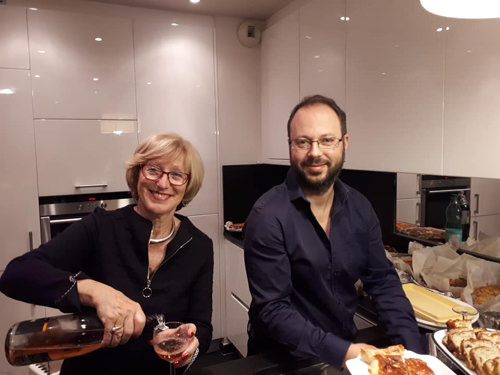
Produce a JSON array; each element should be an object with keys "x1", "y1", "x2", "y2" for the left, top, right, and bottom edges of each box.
[
  {"x1": 95, "y1": 37, "x2": 103, "y2": 42},
  {"x1": 190, "y1": 0, "x2": 200, "y2": 3},
  {"x1": 171, "y1": 22, "x2": 179, "y2": 26},
  {"x1": 420, "y1": 0, "x2": 500, "y2": 19},
  {"x1": 0, "y1": 88, "x2": 15, "y2": 95}
]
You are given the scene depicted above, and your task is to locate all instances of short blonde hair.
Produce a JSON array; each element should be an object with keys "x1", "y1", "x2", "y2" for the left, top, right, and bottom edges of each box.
[{"x1": 126, "y1": 133, "x2": 204, "y2": 208}]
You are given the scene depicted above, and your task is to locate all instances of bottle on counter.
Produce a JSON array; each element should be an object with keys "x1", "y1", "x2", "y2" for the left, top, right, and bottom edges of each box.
[
  {"x1": 458, "y1": 193, "x2": 470, "y2": 242},
  {"x1": 445, "y1": 193, "x2": 463, "y2": 246},
  {"x1": 5, "y1": 313, "x2": 104, "y2": 366}
]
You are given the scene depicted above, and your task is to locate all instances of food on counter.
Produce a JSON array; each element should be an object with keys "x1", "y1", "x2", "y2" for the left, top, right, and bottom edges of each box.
[
  {"x1": 224, "y1": 221, "x2": 244, "y2": 232},
  {"x1": 473, "y1": 285, "x2": 500, "y2": 306},
  {"x1": 442, "y1": 318, "x2": 500, "y2": 375},
  {"x1": 396, "y1": 224, "x2": 446, "y2": 242},
  {"x1": 360, "y1": 345, "x2": 435, "y2": 375},
  {"x1": 449, "y1": 277, "x2": 467, "y2": 288}
]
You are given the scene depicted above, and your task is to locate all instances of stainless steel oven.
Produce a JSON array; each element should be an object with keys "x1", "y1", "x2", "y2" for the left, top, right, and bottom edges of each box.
[
  {"x1": 419, "y1": 175, "x2": 471, "y2": 230},
  {"x1": 39, "y1": 192, "x2": 135, "y2": 244}
]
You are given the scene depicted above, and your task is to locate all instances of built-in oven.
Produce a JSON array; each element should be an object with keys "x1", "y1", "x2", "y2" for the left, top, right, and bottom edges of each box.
[
  {"x1": 419, "y1": 175, "x2": 471, "y2": 230},
  {"x1": 39, "y1": 192, "x2": 135, "y2": 244}
]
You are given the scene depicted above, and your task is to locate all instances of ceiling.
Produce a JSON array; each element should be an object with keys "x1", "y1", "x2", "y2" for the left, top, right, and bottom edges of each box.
[{"x1": 82, "y1": 0, "x2": 294, "y2": 20}]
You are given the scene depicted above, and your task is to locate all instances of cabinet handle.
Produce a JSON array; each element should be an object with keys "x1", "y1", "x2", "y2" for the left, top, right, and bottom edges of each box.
[
  {"x1": 428, "y1": 188, "x2": 470, "y2": 194},
  {"x1": 28, "y1": 231, "x2": 34, "y2": 251},
  {"x1": 473, "y1": 220, "x2": 478, "y2": 240},
  {"x1": 74, "y1": 183, "x2": 108, "y2": 189},
  {"x1": 415, "y1": 202, "x2": 420, "y2": 225},
  {"x1": 416, "y1": 174, "x2": 421, "y2": 196},
  {"x1": 473, "y1": 194, "x2": 480, "y2": 215}
]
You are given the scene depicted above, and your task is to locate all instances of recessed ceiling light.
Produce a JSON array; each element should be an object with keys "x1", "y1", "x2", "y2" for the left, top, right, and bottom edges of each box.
[
  {"x1": 190, "y1": 0, "x2": 201, "y2": 4},
  {"x1": 171, "y1": 22, "x2": 179, "y2": 26},
  {"x1": 95, "y1": 37, "x2": 103, "y2": 42}
]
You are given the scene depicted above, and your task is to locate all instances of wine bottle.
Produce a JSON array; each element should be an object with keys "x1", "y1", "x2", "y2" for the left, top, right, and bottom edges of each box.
[
  {"x1": 5, "y1": 313, "x2": 103, "y2": 366},
  {"x1": 458, "y1": 193, "x2": 470, "y2": 242}
]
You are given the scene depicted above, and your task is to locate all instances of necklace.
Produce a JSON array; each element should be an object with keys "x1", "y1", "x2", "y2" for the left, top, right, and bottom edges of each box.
[{"x1": 149, "y1": 219, "x2": 175, "y2": 244}]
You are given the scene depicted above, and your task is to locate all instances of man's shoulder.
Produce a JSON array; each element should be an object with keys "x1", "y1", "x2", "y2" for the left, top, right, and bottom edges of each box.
[{"x1": 252, "y1": 183, "x2": 289, "y2": 212}]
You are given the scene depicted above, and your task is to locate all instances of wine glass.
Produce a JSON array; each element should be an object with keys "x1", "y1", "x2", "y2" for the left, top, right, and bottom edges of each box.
[
  {"x1": 452, "y1": 306, "x2": 478, "y2": 320},
  {"x1": 152, "y1": 321, "x2": 191, "y2": 375}
]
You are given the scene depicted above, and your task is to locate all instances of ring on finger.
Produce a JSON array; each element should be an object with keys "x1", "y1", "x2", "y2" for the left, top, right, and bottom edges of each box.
[{"x1": 111, "y1": 325, "x2": 122, "y2": 334}]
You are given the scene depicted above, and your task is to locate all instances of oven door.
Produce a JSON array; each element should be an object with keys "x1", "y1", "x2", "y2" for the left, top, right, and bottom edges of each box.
[
  {"x1": 420, "y1": 187, "x2": 471, "y2": 229},
  {"x1": 40, "y1": 215, "x2": 84, "y2": 244}
]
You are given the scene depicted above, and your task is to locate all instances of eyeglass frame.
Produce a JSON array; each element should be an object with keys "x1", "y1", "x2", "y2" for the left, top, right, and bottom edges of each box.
[
  {"x1": 140, "y1": 164, "x2": 190, "y2": 186},
  {"x1": 289, "y1": 136, "x2": 344, "y2": 150}
]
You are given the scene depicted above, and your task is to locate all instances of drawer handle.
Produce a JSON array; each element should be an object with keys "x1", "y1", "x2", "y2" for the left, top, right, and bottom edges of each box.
[{"x1": 74, "y1": 183, "x2": 108, "y2": 189}]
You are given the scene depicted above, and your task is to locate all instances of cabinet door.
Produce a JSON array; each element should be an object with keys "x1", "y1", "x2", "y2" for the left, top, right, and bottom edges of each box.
[
  {"x1": 299, "y1": 0, "x2": 346, "y2": 105},
  {"x1": 470, "y1": 178, "x2": 500, "y2": 217},
  {"x1": 396, "y1": 198, "x2": 420, "y2": 225},
  {"x1": 0, "y1": 290, "x2": 41, "y2": 375},
  {"x1": 261, "y1": 8, "x2": 300, "y2": 162},
  {"x1": 189, "y1": 214, "x2": 222, "y2": 340},
  {"x1": 443, "y1": 19, "x2": 500, "y2": 179},
  {"x1": 224, "y1": 239, "x2": 251, "y2": 357},
  {"x1": 133, "y1": 18, "x2": 217, "y2": 216},
  {"x1": 34, "y1": 119, "x2": 138, "y2": 196},
  {"x1": 397, "y1": 173, "x2": 420, "y2": 199},
  {"x1": 28, "y1": 9, "x2": 136, "y2": 120},
  {"x1": 470, "y1": 215, "x2": 500, "y2": 240},
  {"x1": 0, "y1": 69, "x2": 40, "y2": 270},
  {"x1": 0, "y1": 6, "x2": 29, "y2": 69},
  {"x1": 345, "y1": 0, "x2": 444, "y2": 174}
]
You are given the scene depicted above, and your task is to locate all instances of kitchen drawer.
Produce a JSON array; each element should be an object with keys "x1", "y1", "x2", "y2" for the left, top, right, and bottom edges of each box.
[
  {"x1": 34, "y1": 119, "x2": 138, "y2": 196},
  {"x1": 225, "y1": 240, "x2": 252, "y2": 307},
  {"x1": 226, "y1": 293, "x2": 249, "y2": 358}
]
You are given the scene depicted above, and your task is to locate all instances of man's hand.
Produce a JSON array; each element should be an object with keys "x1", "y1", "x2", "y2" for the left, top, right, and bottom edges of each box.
[
  {"x1": 77, "y1": 279, "x2": 146, "y2": 347},
  {"x1": 343, "y1": 342, "x2": 377, "y2": 368}
]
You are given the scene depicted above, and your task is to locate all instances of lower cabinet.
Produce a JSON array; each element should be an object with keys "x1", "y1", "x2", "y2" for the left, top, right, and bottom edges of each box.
[
  {"x1": 224, "y1": 239, "x2": 251, "y2": 357},
  {"x1": 0, "y1": 288, "x2": 47, "y2": 375}
]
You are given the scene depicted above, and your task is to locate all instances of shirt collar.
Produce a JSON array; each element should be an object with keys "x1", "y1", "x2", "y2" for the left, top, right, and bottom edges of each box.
[{"x1": 286, "y1": 167, "x2": 350, "y2": 206}]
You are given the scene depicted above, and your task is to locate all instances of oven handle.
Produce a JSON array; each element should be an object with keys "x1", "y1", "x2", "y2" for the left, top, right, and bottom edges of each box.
[
  {"x1": 50, "y1": 218, "x2": 83, "y2": 224},
  {"x1": 427, "y1": 188, "x2": 470, "y2": 194}
]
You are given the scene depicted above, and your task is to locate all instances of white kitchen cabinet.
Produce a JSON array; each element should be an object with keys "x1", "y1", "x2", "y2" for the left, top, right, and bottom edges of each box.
[
  {"x1": 345, "y1": 0, "x2": 444, "y2": 174},
  {"x1": 469, "y1": 178, "x2": 500, "y2": 239},
  {"x1": 0, "y1": 69, "x2": 40, "y2": 270},
  {"x1": 189, "y1": 214, "x2": 222, "y2": 340},
  {"x1": 396, "y1": 173, "x2": 420, "y2": 225},
  {"x1": 0, "y1": 290, "x2": 46, "y2": 375},
  {"x1": 34, "y1": 119, "x2": 138, "y2": 196},
  {"x1": 28, "y1": 8, "x2": 136, "y2": 120},
  {"x1": 0, "y1": 6, "x2": 29, "y2": 69},
  {"x1": 224, "y1": 239, "x2": 251, "y2": 357},
  {"x1": 261, "y1": 6, "x2": 300, "y2": 162},
  {"x1": 133, "y1": 17, "x2": 218, "y2": 217},
  {"x1": 443, "y1": 19, "x2": 500, "y2": 179},
  {"x1": 299, "y1": 0, "x2": 346, "y2": 106}
]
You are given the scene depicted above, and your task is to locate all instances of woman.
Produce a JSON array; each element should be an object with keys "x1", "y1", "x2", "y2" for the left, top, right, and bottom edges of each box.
[{"x1": 0, "y1": 133, "x2": 214, "y2": 374}]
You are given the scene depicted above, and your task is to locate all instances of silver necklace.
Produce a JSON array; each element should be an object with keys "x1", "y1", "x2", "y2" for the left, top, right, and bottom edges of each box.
[{"x1": 149, "y1": 219, "x2": 175, "y2": 244}]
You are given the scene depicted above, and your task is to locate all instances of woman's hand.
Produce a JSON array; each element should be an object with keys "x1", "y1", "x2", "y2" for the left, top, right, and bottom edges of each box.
[
  {"x1": 172, "y1": 323, "x2": 199, "y2": 368},
  {"x1": 77, "y1": 279, "x2": 146, "y2": 347}
]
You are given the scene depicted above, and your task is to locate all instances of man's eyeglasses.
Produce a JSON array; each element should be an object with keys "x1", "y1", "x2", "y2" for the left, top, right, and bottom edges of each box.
[
  {"x1": 290, "y1": 136, "x2": 343, "y2": 150},
  {"x1": 141, "y1": 165, "x2": 190, "y2": 186}
]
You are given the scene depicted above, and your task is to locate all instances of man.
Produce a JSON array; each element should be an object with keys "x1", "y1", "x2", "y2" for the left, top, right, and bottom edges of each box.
[{"x1": 243, "y1": 95, "x2": 427, "y2": 369}]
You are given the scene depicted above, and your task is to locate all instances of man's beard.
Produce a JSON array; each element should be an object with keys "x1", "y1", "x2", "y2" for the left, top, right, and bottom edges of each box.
[{"x1": 292, "y1": 147, "x2": 345, "y2": 195}]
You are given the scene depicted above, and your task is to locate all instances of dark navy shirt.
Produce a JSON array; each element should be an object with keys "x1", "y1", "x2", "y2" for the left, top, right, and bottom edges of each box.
[{"x1": 244, "y1": 169, "x2": 426, "y2": 368}]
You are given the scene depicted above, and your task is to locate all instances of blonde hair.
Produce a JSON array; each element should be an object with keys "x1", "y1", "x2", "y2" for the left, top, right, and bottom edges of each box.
[{"x1": 125, "y1": 133, "x2": 204, "y2": 208}]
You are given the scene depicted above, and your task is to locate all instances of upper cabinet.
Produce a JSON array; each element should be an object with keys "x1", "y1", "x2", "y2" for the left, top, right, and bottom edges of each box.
[
  {"x1": 28, "y1": 9, "x2": 136, "y2": 120},
  {"x1": 0, "y1": 6, "x2": 29, "y2": 69},
  {"x1": 35, "y1": 119, "x2": 137, "y2": 196},
  {"x1": 261, "y1": 6, "x2": 300, "y2": 162},
  {"x1": 299, "y1": 0, "x2": 346, "y2": 106},
  {"x1": 345, "y1": 0, "x2": 444, "y2": 174},
  {"x1": 133, "y1": 16, "x2": 218, "y2": 216},
  {"x1": 443, "y1": 19, "x2": 500, "y2": 179}
]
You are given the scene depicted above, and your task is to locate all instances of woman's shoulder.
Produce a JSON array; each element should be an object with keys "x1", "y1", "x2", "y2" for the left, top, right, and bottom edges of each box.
[{"x1": 176, "y1": 214, "x2": 213, "y2": 245}]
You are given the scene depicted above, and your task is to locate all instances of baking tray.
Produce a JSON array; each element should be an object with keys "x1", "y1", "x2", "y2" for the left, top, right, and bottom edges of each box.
[{"x1": 402, "y1": 283, "x2": 478, "y2": 326}]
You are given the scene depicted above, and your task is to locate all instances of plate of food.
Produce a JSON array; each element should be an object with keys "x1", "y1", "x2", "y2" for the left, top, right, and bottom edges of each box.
[
  {"x1": 432, "y1": 318, "x2": 500, "y2": 375},
  {"x1": 224, "y1": 221, "x2": 244, "y2": 232},
  {"x1": 345, "y1": 344, "x2": 454, "y2": 374},
  {"x1": 402, "y1": 283, "x2": 479, "y2": 330}
]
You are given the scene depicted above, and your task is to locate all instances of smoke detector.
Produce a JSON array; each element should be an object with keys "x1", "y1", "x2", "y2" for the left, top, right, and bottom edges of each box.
[{"x1": 237, "y1": 21, "x2": 261, "y2": 48}]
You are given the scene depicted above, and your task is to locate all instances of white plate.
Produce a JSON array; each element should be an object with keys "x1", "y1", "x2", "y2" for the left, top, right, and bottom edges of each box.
[
  {"x1": 345, "y1": 350, "x2": 455, "y2": 375},
  {"x1": 432, "y1": 328, "x2": 498, "y2": 375}
]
